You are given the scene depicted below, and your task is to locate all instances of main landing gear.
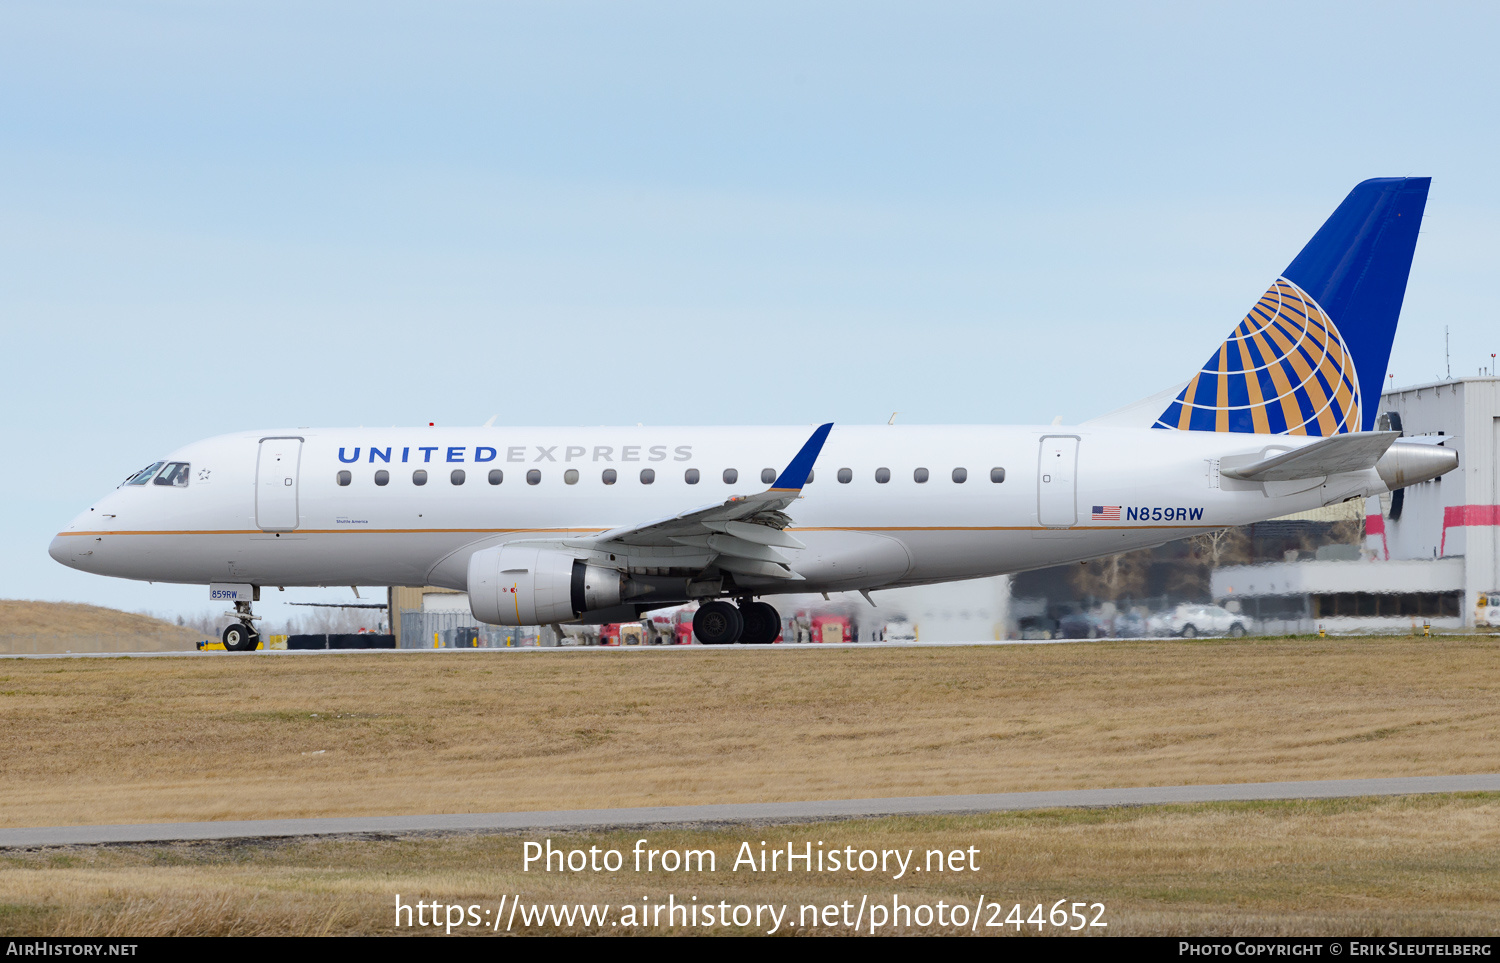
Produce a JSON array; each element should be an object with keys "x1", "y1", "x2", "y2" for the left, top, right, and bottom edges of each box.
[
  {"x1": 693, "y1": 599, "x2": 781, "y2": 645},
  {"x1": 222, "y1": 599, "x2": 262, "y2": 652}
]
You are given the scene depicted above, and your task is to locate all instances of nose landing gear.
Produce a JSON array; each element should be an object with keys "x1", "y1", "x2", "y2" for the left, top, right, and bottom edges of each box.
[{"x1": 222, "y1": 599, "x2": 262, "y2": 652}]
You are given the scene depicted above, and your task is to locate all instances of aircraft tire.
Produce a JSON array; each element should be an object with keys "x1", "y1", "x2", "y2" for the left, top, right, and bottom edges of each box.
[
  {"x1": 693, "y1": 602, "x2": 743, "y2": 645},
  {"x1": 222, "y1": 623, "x2": 259, "y2": 652},
  {"x1": 738, "y1": 601, "x2": 781, "y2": 645}
]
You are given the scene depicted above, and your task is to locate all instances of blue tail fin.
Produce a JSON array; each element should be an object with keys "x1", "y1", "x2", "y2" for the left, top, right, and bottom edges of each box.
[{"x1": 1155, "y1": 177, "x2": 1430, "y2": 435}]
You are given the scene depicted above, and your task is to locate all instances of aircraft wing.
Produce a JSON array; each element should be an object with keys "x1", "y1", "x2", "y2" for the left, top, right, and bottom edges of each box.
[
  {"x1": 1220, "y1": 431, "x2": 1398, "y2": 481},
  {"x1": 573, "y1": 423, "x2": 833, "y2": 581}
]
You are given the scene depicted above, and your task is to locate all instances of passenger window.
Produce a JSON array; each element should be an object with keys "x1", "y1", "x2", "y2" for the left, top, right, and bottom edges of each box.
[
  {"x1": 412, "y1": 470, "x2": 428, "y2": 486},
  {"x1": 375, "y1": 470, "x2": 390, "y2": 486},
  {"x1": 685, "y1": 469, "x2": 700, "y2": 484},
  {"x1": 761, "y1": 468, "x2": 776, "y2": 484},
  {"x1": 990, "y1": 467, "x2": 1006, "y2": 483},
  {"x1": 527, "y1": 470, "x2": 541, "y2": 485},
  {"x1": 487, "y1": 469, "x2": 502, "y2": 485},
  {"x1": 914, "y1": 468, "x2": 929, "y2": 483},
  {"x1": 952, "y1": 467, "x2": 967, "y2": 483},
  {"x1": 723, "y1": 468, "x2": 738, "y2": 484},
  {"x1": 602, "y1": 469, "x2": 617, "y2": 485},
  {"x1": 451, "y1": 469, "x2": 466, "y2": 485},
  {"x1": 153, "y1": 462, "x2": 190, "y2": 487},
  {"x1": 640, "y1": 468, "x2": 656, "y2": 484},
  {"x1": 124, "y1": 462, "x2": 164, "y2": 486},
  {"x1": 337, "y1": 471, "x2": 351, "y2": 487},
  {"x1": 837, "y1": 468, "x2": 852, "y2": 484},
  {"x1": 564, "y1": 469, "x2": 579, "y2": 485},
  {"x1": 875, "y1": 467, "x2": 890, "y2": 484}
]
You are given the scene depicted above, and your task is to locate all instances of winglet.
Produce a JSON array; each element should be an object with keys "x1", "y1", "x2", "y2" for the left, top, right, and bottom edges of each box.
[{"x1": 770, "y1": 423, "x2": 833, "y2": 491}]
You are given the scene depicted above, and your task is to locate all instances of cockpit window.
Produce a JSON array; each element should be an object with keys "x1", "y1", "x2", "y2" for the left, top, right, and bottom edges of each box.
[
  {"x1": 153, "y1": 462, "x2": 191, "y2": 487},
  {"x1": 124, "y1": 462, "x2": 165, "y2": 486}
]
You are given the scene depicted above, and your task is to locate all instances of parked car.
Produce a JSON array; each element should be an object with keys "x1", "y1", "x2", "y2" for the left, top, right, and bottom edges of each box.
[
  {"x1": 1017, "y1": 615, "x2": 1059, "y2": 640},
  {"x1": 1109, "y1": 611, "x2": 1150, "y2": 638},
  {"x1": 1154, "y1": 603, "x2": 1247, "y2": 638},
  {"x1": 1059, "y1": 611, "x2": 1109, "y2": 639},
  {"x1": 884, "y1": 619, "x2": 917, "y2": 643}
]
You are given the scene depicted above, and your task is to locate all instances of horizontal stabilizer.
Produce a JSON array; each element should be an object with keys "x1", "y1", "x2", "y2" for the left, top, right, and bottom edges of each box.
[{"x1": 1221, "y1": 431, "x2": 1398, "y2": 481}]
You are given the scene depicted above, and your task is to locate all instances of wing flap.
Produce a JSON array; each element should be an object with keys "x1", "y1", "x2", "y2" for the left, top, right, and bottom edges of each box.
[
  {"x1": 705, "y1": 519, "x2": 806, "y2": 549},
  {"x1": 565, "y1": 423, "x2": 833, "y2": 582},
  {"x1": 596, "y1": 490, "x2": 799, "y2": 548},
  {"x1": 715, "y1": 556, "x2": 803, "y2": 580},
  {"x1": 669, "y1": 533, "x2": 792, "y2": 565}
]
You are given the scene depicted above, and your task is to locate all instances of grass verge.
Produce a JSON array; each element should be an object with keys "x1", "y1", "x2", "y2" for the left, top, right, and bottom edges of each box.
[
  {"x1": 1, "y1": 794, "x2": 1497, "y2": 936},
  {"x1": 1, "y1": 638, "x2": 1499, "y2": 826}
]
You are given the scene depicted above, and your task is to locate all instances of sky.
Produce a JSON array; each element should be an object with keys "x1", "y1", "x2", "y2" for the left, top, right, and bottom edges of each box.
[{"x1": 4, "y1": 1, "x2": 1498, "y2": 621}]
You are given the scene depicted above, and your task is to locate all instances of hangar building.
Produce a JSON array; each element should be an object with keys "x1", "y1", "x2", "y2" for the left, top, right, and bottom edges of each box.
[{"x1": 1215, "y1": 376, "x2": 1500, "y2": 632}]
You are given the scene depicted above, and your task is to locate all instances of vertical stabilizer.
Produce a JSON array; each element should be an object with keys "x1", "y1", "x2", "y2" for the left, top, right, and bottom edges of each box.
[{"x1": 1156, "y1": 177, "x2": 1430, "y2": 435}]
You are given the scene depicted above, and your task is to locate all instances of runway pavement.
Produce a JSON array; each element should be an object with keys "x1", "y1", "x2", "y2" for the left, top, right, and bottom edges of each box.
[
  {"x1": 0, "y1": 638, "x2": 1085, "y2": 659},
  {"x1": 3, "y1": 774, "x2": 1497, "y2": 847}
]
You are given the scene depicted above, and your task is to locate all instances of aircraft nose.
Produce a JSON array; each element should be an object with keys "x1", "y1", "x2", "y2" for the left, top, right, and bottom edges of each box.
[
  {"x1": 48, "y1": 534, "x2": 76, "y2": 567},
  {"x1": 49, "y1": 508, "x2": 98, "y2": 570}
]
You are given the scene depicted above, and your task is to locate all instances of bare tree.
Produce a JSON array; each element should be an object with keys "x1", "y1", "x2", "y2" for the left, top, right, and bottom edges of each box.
[
  {"x1": 1328, "y1": 515, "x2": 1364, "y2": 546},
  {"x1": 1070, "y1": 549, "x2": 1150, "y2": 602},
  {"x1": 1190, "y1": 527, "x2": 1250, "y2": 568},
  {"x1": 1167, "y1": 526, "x2": 1252, "y2": 601}
]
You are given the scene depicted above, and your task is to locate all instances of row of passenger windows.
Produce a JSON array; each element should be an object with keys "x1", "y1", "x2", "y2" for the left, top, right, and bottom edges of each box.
[{"x1": 334, "y1": 466, "x2": 1007, "y2": 487}]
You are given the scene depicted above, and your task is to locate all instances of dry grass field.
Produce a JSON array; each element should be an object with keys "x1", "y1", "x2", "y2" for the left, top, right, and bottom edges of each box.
[
  {"x1": 0, "y1": 600, "x2": 198, "y2": 654},
  {"x1": 0, "y1": 637, "x2": 1498, "y2": 828},
  {"x1": 2, "y1": 795, "x2": 1498, "y2": 936}
]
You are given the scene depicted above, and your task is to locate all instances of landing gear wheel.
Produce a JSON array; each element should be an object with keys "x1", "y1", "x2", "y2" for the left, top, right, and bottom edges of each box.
[
  {"x1": 738, "y1": 601, "x2": 781, "y2": 645},
  {"x1": 222, "y1": 623, "x2": 259, "y2": 652},
  {"x1": 693, "y1": 602, "x2": 744, "y2": 645}
]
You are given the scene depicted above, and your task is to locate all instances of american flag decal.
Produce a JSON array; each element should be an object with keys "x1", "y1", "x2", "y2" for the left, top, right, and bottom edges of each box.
[{"x1": 1092, "y1": 505, "x2": 1121, "y2": 521}]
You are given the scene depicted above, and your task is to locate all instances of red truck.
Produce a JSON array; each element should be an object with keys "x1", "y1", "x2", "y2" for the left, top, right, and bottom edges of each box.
[{"x1": 810, "y1": 614, "x2": 853, "y2": 644}]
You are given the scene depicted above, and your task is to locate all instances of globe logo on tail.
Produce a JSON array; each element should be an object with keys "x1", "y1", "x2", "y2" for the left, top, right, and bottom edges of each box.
[{"x1": 1155, "y1": 277, "x2": 1360, "y2": 436}]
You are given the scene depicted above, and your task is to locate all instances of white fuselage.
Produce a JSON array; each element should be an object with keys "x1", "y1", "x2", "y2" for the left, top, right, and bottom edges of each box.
[{"x1": 50, "y1": 424, "x2": 1389, "y2": 604}]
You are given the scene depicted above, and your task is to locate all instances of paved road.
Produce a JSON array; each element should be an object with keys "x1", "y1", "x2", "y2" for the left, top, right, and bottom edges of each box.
[
  {"x1": 3, "y1": 774, "x2": 1497, "y2": 847},
  {"x1": 11, "y1": 634, "x2": 1500, "y2": 660}
]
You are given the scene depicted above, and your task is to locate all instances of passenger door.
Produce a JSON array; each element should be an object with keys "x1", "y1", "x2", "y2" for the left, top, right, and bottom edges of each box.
[
  {"x1": 1037, "y1": 435, "x2": 1080, "y2": 527},
  {"x1": 256, "y1": 437, "x2": 303, "y2": 532}
]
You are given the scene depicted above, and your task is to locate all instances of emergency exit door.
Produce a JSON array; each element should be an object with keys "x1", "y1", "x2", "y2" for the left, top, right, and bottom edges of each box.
[
  {"x1": 256, "y1": 437, "x2": 303, "y2": 531},
  {"x1": 1037, "y1": 435, "x2": 1079, "y2": 527}
]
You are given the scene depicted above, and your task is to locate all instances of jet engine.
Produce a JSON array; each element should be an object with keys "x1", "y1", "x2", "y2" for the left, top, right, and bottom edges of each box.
[
  {"x1": 466, "y1": 544, "x2": 624, "y2": 626},
  {"x1": 1374, "y1": 440, "x2": 1458, "y2": 491}
]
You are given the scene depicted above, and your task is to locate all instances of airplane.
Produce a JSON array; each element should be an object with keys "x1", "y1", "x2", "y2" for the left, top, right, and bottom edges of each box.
[{"x1": 50, "y1": 177, "x2": 1459, "y2": 650}]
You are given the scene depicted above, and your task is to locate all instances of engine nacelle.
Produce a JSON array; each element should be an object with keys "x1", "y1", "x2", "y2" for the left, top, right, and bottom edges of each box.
[{"x1": 467, "y1": 545, "x2": 624, "y2": 626}]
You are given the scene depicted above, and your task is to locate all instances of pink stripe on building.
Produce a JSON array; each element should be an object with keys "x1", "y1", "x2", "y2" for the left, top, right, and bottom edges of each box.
[
  {"x1": 1439, "y1": 505, "x2": 1500, "y2": 555},
  {"x1": 1366, "y1": 513, "x2": 1387, "y2": 560}
]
